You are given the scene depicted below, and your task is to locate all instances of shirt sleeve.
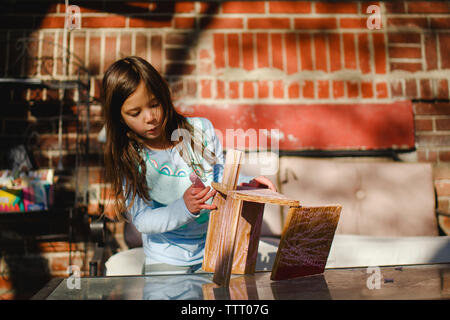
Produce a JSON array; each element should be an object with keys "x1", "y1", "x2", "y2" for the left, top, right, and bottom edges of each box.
[{"x1": 125, "y1": 186, "x2": 198, "y2": 235}]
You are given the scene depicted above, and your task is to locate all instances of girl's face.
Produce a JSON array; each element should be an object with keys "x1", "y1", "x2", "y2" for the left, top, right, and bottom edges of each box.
[{"x1": 121, "y1": 80, "x2": 164, "y2": 145}]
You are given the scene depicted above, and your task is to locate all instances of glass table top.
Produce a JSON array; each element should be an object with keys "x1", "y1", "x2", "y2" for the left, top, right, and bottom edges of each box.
[{"x1": 43, "y1": 263, "x2": 450, "y2": 300}]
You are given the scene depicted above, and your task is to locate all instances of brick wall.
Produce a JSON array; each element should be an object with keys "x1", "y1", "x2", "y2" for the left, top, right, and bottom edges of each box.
[{"x1": 1, "y1": 1, "x2": 450, "y2": 299}]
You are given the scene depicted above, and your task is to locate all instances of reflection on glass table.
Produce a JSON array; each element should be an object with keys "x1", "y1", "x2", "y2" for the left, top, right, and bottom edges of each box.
[{"x1": 42, "y1": 264, "x2": 450, "y2": 300}]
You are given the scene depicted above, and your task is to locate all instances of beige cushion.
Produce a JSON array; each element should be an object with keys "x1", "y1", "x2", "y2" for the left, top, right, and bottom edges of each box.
[
  {"x1": 279, "y1": 158, "x2": 438, "y2": 237},
  {"x1": 239, "y1": 152, "x2": 282, "y2": 236}
]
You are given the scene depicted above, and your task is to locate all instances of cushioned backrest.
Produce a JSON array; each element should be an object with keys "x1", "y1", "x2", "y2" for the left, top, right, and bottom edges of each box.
[{"x1": 279, "y1": 158, "x2": 438, "y2": 237}]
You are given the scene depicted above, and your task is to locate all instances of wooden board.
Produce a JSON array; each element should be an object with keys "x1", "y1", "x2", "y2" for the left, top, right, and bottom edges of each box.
[
  {"x1": 230, "y1": 188, "x2": 300, "y2": 206},
  {"x1": 271, "y1": 205, "x2": 342, "y2": 281},
  {"x1": 212, "y1": 195, "x2": 243, "y2": 286},
  {"x1": 202, "y1": 150, "x2": 243, "y2": 273}
]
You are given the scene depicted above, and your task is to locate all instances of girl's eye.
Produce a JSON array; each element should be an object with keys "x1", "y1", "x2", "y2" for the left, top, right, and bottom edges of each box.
[
  {"x1": 130, "y1": 112, "x2": 140, "y2": 117},
  {"x1": 150, "y1": 103, "x2": 160, "y2": 108}
]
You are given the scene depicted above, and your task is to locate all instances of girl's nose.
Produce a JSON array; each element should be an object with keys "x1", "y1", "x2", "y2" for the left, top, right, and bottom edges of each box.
[{"x1": 143, "y1": 109, "x2": 155, "y2": 123}]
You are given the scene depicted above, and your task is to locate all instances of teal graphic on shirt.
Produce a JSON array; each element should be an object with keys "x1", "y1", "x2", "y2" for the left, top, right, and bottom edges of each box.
[{"x1": 143, "y1": 148, "x2": 210, "y2": 228}]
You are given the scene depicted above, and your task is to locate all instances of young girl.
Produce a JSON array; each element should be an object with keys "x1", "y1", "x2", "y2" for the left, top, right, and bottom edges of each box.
[{"x1": 102, "y1": 56, "x2": 276, "y2": 275}]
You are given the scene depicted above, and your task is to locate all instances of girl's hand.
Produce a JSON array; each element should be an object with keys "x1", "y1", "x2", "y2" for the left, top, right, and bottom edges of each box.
[
  {"x1": 183, "y1": 185, "x2": 217, "y2": 214},
  {"x1": 241, "y1": 176, "x2": 277, "y2": 192}
]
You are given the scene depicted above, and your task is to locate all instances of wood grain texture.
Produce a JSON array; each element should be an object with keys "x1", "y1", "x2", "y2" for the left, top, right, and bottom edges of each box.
[
  {"x1": 213, "y1": 195, "x2": 243, "y2": 286},
  {"x1": 202, "y1": 150, "x2": 243, "y2": 273},
  {"x1": 231, "y1": 201, "x2": 265, "y2": 274},
  {"x1": 271, "y1": 205, "x2": 342, "y2": 281},
  {"x1": 230, "y1": 188, "x2": 300, "y2": 206}
]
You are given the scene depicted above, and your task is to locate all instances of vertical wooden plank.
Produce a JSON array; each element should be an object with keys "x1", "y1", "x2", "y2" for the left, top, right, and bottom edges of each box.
[
  {"x1": 203, "y1": 149, "x2": 243, "y2": 272},
  {"x1": 271, "y1": 205, "x2": 342, "y2": 281},
  {"x1": 213, "y1": 195, "x2": 243, "y2": 286},
  {"x1": 231, "y1": 200, "x2": 265, "y2": 274}
]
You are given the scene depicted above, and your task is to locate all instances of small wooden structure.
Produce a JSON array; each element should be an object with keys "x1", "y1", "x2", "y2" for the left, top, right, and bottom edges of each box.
[{"x1": 202, "y1": 150, "x2": 342, "y2": 286}]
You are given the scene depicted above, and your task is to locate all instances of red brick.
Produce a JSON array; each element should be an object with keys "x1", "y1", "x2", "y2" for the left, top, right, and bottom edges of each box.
[
  {"x1": 89, "y1": 35, "x2": 101, "y2": 75},
  {"x1": 227, "y1": 34, "x2": 240, "y2": 68},
  {"x1": 302, "y1": 80, "x2": 314, "y2": 98},
  {"x1": 361, "y1": 2, "x2": 381, "y2": 13},
  {"x1": 174, "y1": 17, "x2": 196, "y2": 29},
  {"x1": 347, "y1": 81, "x2": 359, "y2": 98},
  {"x1": 248, "y1": 18, "x2": 290, "y2": 29},
  {"x1": 415, "y1": 119, "x2": 433, "y2": 131},
  {"x1": 294, "y1": 18, "x2": 336, "y2": 30},
  {"x1": 213, "y1": 34, "x2": 225, "y2": 69},
  {"x1": 298, "y1": 34, "x2": 313, "y2": 70},
  {"x1": 318, "y1": 80, "x2": 329, "y2": 99},
  {"x1": 82, "y1": 16, "x2": 125, "y2": 28},
  {"x1": 222, "y1": 1, "x2": 265, "y2": 13},
  {"x1": 414, "y1": 102, "x2": 450, "y2": 115},
  {"x1": 405, "y1": 79, "x2": 418, "y2": 98},
  {"x1": 420, "y1": 79, "x2": 433, "y2": 100},
  {"x1": 329, "y1": 34, "x2": 341, "y2": 72},
  {"x1": 436, "y1": 182, "x2": 450, "y2": 197},
  {"x1": 201, "y1": 17, "x2": 243, "y2": 29},
  {"x1": 437, "y1": 79, "x2": 449, "y2": 100},
  {"x1": 425, "y1": 34, "x2": 438, "y2": 70},
  {"x1": 315, "y1": 2, "x2": 358, "y2": 13},
  {"x1": 271, "y1": 33, "x2": 283, "y2": 70},
  {"x1": 258, "y1": 80, "x2": 269, "y2": 98},
  {"x1": 390, "y1": 62, "x2": 422, "y2": 72},
  {"x1": 243, "y1": 81, "x2": 254, "y2": 98},
  {"x1": 389, "y1": 46, "x2": 422, "y2": 59},
  {"x1": 439, "y1": 34, "x2": 450, "y2": 69},
  {"x1": 269, "y1": 1, "x2": 311, "y2": 13},
  {"x1": 256, "y1": 33, "x2": 269, "y2": 68},
  {"x1": 361, "y1": 81, "x2": 374, "y2": 98},
  {"x1": 216, "y1": 80, "x2": 225, "y2": 99},
  {"x1": 288, "y1": 82, "x2": 300, "y2": 98},
  {"x1": 430, "y1": 18, "x2": 450, "y2": 29},
  {"x1": 376, "y1": 82, "x2": 389, "y2": 98},
  {"x1": 229, "y1": 81, "x2": 239, "y2": 99},
  {"x1": 273, "y1": 80, "x2": 284, "y2": 98},
  {"x1": 39, "y1": 16, "x2": 65, "y2": 28},
  {"x1": 343, "y1": 33, "x2": 357, "y2": 69},
  {"x1": 388, "y1": 32, "x2": 421, "y2": 44},
  {"x1": 408, "y1": 2, "x2": 450, "y2": 13},
  {"x1": 388, "y1": 18, "x2": 428, "y2": 28},
  {"x1": 201, "y1": 79, "x2": 211, "y2": 99},
  {"x1": 104, "y1": 35, "x2": 117, "y2": 72},
  {"x1": 51, "y1": 255, "x2": 85, "y2": 272},
  {"x1": 340, "y1": 18, "x2": 369, "y2": 29},
  {"x1": 285, "y1": 33, "x2": 298, "y2": 75},
  {"x1": 436, "y1": 119, "x2": 450, "y2": 131},
  {"x1": 174, "y1": 2, "x2": 195, "y2": 13},
  {"x1": 242, "y1": 33, "x2": 254, "y2": 71},
  {"x1": 72, "y1": 35, "x2": 86, "y2": 75},
  {"x1": 129, "y1": 16, "x2": 172, "y2": 28},
  {"x1": 417, "y1": 150, "x2": 437, "y2": 162},
  {"x1": 119, "y1": 33, "x2": 132, "y2": 57},
  {"x1": 417, "y1": 135, "x2": 450, "y2": 148},
  {"x1": 333, "y1": 80, "x2": 345, "y2": 99},
  {"x1": 314, "y1": 34, "x2": 327, "y2": 72},
  {"x1": 439, "y1": 151, "x2": 450, "y2": 162},
  {"x1": 150, "y1": 35, "x2": 162, "y2": 72},
  {"x1": 136, "y1": 33, "x2": 147, "y2": 59},
  {"x1": 385, "y1": 2, "x2": 406, "y2": 13},
  {"x1": 373, "y1": 33, "x2": 386, "y2": 74},
  {"x1": 358, "y1": 34, "x2": 371, "y2": 74}
]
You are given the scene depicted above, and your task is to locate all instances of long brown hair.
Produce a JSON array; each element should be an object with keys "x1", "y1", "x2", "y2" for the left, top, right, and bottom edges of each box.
[{"x1": 102, "y1": 56, "x2": 216, "y2": 220}]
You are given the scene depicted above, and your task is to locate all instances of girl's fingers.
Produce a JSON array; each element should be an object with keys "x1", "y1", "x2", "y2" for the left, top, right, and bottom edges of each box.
[
  {"x1": 191, "y1": 186, "x2": 211, "y2": 199},
  {"x1": 198, "y1": 189, "x2": 216, "y2": 204},
  {"x1": 199, "y1": 203, "x2": 217, "y2": 210}
]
